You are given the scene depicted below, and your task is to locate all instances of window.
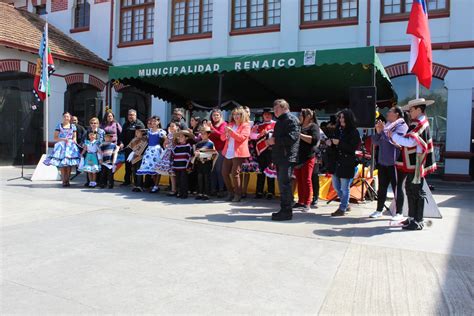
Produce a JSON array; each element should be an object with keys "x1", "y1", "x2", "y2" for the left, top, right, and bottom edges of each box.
[
  {"x1": 301, "y1": 0, "x2": 358, "y2": 27},
  {"x1": 120, "y1": 0, "x2": 154, "y2": 44},
  {"x1": 171, "y1": 0, "x2": 213, "y2": 38},
  {"x1": 390, "y1": 75, "x2": 447, "y2": 173},
  {"x1": 74, "y1": 0, "x2": 90, "y2": 29},
  {"x1": 381, "y1": 0, "x2": 449, "y2": 19},
  {"x1": 232, "y1": 0, "x2": 281, "y2": 31},
  {"x1": 35, "y1": 4, "x2": 47, "y2": 15}
]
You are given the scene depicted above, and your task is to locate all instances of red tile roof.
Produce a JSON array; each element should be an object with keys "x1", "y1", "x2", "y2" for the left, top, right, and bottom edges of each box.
[{"x1": 0, "y1": 3, "x2": 109, "y2": 70}]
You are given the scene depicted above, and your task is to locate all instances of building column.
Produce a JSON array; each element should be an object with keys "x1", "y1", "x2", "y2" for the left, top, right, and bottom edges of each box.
[
  {"x1": 153, "y1": 0, "x2": 170, "y2": 61},
  {"x1": 151, "y1": 98, "x2": 169, "y2": 125},
  {"x1": 48, "y1": 75, "x2": 67, "y2": 142},
  {"x1": 113, "y1": 91, "x2": 123, "y2": 123},
  {"x1": 211, "y1": 0, "x2": 230, "y2": 57},
  {"x1": 443, "y1": 69, "x2": 473, "y2": 181},
  {"x1": 369, "y1": 0, "x2": 381, "y2": 47},
  {"x1": 357, "y1": 0, "x2": 367, "y2": 47},
  {"x1": 280, "y1": 0, "x2": 298, "y2": 52}
]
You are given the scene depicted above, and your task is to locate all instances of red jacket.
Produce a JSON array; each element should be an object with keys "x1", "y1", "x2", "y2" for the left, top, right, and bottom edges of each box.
[
  {"x1": 221, "y1": 122, "x2": 251, "y2": 158},
  {"x1": 209, "y1": 121, "x2": 227, "y2": 153}
]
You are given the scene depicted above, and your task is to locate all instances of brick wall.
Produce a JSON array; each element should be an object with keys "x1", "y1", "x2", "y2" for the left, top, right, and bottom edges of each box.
[{"x1": 51, "y1": 0, "x2": 68, "y2": 12}]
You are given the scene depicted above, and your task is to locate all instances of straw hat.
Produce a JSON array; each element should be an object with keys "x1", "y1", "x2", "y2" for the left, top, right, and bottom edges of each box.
[
  {"x1": 200, "y1": 125, "x2": 212, "y2": 133},
  {"x1": 401, "y1": 98, "x2": 434, "y2": 111},
  {"x1": 173, "y1": 129, "x2": 193, "y2": 140}
]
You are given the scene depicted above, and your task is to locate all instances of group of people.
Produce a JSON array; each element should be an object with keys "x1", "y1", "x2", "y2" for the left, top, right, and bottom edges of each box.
[{"x1": 44, "y1": 97, "x2": 437, "y2": 229}]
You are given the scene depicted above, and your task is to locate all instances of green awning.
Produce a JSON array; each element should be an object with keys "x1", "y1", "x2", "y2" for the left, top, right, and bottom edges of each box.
[{"x1": 109, "y1": 46, "x2": 396, "y2": 109}]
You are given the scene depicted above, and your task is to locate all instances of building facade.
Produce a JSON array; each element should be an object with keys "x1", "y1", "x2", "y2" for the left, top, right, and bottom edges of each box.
[{"x1": 2, "y1": 0, "x2": 473, "y2": 180}]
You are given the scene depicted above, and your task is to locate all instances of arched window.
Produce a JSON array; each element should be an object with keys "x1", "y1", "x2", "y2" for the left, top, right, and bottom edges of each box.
[
  {"x1": 74, "y1": 0, "x2": 90, "y2": 29},
  {"x1": 118, "y1": 87, "x2": 150, "y2": 124},
  {"x1": 0, "y1": 71, "x2": 44, "y2": 165},
  {"x1": 65, "y1": 83, "x2": 103, "y2": 126}
]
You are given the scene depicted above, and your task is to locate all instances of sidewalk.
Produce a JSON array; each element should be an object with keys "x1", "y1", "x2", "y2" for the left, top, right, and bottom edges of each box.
[{"x1": 1, "y1": 166, "x2": 473, "y2": 315}]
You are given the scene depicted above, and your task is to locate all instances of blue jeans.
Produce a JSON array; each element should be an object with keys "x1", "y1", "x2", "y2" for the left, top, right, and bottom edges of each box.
[
  {"x1": 331, "y1": 175, "x2": 353, "y2": 211},
  {"x1": 211, "y1": 153, "x2": 225, "y2": 192}
]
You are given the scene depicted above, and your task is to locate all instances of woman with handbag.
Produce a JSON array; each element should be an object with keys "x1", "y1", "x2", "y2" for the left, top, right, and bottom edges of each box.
[{"x1": 293, "y1": 109, "x2": 320, "y2": 212}]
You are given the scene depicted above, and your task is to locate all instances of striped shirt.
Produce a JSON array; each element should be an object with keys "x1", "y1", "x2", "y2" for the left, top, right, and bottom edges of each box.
[
  {"x1": 100, "y1": 142, "x2": 118, "y2": 165},
  {"x1": 172, "y1": 143, "x2": 193, "y2": 170}
]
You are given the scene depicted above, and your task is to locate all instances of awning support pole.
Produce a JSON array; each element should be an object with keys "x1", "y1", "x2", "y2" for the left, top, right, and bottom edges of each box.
[
  {"x1": 369, "y1": 65, "x2": 376, "y2": 179},
  {"x1": 217, "y1": 74, "x2": 224, "y2": 108}
]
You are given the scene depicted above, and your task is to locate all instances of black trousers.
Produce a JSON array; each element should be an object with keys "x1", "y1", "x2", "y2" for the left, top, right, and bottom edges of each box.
[
  {"x1": 124, "y1": 148, "x2": 143, "y2": 187},
  {"x1": 100, "y1": 167, "x2": 114, "y2": 187},
  {"x1": 405, "y1": 173, "x2": 425, "y2": 222},
  {"x1": 311, "y1": 162, "x2": 320, "y2": 202},
  {"x1": 276, "y1": 161, "x2": 295, "y2": 213},
  {"x1": 256, "y1": 150, "x2": 275, "y2": 194},
  {"x1": 195, "y1": 160, "x2": 212, "y2": 195},
  {"x1": 377, "y1": 165, "x2": 404, "y2": 214},
  {"x1": 395, "y1": 170, "x2": 407, "y2": 214},
  {"x1": 175, "y1": 170, "x2": 188, "y2": 197}
]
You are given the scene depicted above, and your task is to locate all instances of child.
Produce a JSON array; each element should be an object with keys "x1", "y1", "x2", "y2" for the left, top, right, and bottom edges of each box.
[
  {"x1": 137, "y1": 116, "x2": 167, "y2": 193},
  {"x1": 79, "y1": 131, "x2": 102, "y2": 188},
  {"x1": 126, "y1": 128, "x2": 148, "y2": 192},
  {"x1": 172, "y1": 130, "x2": 193, "y2": 199},
  {"x1": 193, "y1": 126, "x2": 216, "y2": 200},
  {"x1": 157, "y1": 122, "x2": 178, "y2": 196},
  {"x1": 99, "y1": 131, "x2": 119, "y2": 189}
]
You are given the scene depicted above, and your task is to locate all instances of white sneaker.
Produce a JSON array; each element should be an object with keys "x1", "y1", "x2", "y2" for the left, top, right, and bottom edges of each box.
[
  {"x1": 391, "y1": 213, "x2": 404, "y2": 221},
  {"x1": 369, "y1": 211, "x2": 383, "y2": 218}
]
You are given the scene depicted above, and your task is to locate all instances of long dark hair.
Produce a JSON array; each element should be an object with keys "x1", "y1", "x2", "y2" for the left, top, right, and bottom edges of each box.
[
  {"x1": 190, "y1": 115, "x2": 201, "y2": 132},
  {"x1": 102, "y1": 111, "x2": 116, "y2": 125},
  {"x1": 391, "y1": 106, "x2": 409, "y2": 124},
  {"x1": 336, "y1": 108, "x2": 357, "y2": 130}
]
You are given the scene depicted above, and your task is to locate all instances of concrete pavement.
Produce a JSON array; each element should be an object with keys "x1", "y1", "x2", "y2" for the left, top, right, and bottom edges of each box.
[{"x1": 1, "y1": 166, "x2": 473, "y2": 315}]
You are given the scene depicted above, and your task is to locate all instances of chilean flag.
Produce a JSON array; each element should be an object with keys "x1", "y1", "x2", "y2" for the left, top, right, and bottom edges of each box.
[
  {"x1": 407, "y1": 0, "x2": 432, "y2": 89},
  {"x1": 32, "y1": 22, "x2": 55, "y2": 109}
]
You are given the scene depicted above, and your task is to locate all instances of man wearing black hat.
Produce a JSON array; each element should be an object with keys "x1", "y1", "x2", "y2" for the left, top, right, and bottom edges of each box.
[
  {"x1": 266, "y1": 99, "x2": 300, "y2": 221},
  {"x1": 119, "y1": 109, "x2": 145, "y2": 186}
]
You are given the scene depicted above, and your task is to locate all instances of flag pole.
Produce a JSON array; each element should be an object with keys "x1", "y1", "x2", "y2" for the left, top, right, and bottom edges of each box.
[
  {"x1": 415, "y1": 77, "x2": 420, "y2": 99},
  {"x1": 44, "y1": 79, "x2": 49, "y2": 154},
  {"x1": 44, "y1": 19, "x2": 49, "y2": 155}
]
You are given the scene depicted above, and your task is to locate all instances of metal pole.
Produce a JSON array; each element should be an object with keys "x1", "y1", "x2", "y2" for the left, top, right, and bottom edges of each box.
[
  {"x1": 217, "y1": 74, "x2": 223, "y2": 108},
  {"x1": 370, "y1": 64, "x2": 376, "y2": 179},
  {"x1": 415, "y1": 77, "x2": 420, "y2": 99},
  {"x1": 44, "y1": 21, "x2": 49, "y2": 155},
  {"x1": 44, "y1": 87, "x2": 48, "y2": 154}
]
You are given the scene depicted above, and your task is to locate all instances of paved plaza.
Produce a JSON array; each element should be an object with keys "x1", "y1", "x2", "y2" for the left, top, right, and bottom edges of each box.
[{"x1": 1, "y1": 166, "x2": 473, "y2": 315}]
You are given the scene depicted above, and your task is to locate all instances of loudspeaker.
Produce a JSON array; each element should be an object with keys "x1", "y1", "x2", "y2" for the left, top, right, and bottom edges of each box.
[{"x1": 349, "y1": 86, "x2": 376, "y2": 128}]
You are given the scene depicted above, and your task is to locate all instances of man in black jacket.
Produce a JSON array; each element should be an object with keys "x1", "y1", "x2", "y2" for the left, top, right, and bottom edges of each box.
[
  {"x1": 267, "y1": 99, "x2": 300, "y2": 221},
  {"x1": 119, "y1": 109, "x2": 145, "y2": 186}
]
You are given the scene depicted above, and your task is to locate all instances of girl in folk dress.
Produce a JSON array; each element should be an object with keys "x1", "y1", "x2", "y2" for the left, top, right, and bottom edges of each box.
[
  {"x1": 137, "y1": 116, "x2": 167, "y2": 193},
  {"x1": 79, "y1": 131, "x2": 103, "y2": 188},
  {"x1": 156, "y1": 121, "x2": 179, "y2": 195},
  {"x1": 43, "y1": 112, "x2": 81, "y2": 187}
]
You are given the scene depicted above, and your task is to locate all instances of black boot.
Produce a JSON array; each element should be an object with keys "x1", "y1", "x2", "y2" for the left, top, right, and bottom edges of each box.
[{"x1": 271, "y1": 210, "x2": 293, "y2": 221}]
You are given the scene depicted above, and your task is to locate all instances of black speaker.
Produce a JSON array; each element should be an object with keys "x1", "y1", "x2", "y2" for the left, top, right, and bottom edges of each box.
[{"x1": 349, "y1": 86, "x2": 376, "y2": 128}]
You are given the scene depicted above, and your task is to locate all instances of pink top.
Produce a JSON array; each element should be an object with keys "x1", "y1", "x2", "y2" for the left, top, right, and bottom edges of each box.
[
  {"x1": 102, "y1": 121, "x2": 122, "y2": 144},
  {"x1": 209, "y1": 121, "x2": 227, "y2": 153}
]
